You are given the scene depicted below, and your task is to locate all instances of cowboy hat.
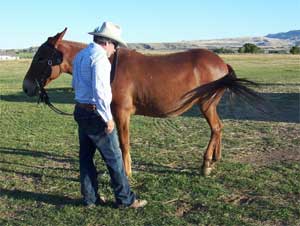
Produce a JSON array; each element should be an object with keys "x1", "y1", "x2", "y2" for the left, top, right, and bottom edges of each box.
[{"x1": 88, "y1": 21, "x2": 127, "y2": 47}]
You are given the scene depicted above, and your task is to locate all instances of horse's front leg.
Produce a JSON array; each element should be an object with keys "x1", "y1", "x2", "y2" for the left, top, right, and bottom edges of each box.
[{"x1": 114, "y1": 109, "x2": 132, "y2": 177}]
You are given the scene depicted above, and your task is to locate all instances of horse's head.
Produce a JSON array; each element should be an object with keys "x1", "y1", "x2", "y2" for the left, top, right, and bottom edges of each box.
[{"x1": 23, "y1": 28, "x2": 67, "y2": 97}]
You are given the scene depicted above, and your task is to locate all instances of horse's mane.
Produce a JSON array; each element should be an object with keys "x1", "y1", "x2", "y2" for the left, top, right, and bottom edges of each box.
[{"x1": 62, "y1": 40, "x2": 87, "y2": 49}]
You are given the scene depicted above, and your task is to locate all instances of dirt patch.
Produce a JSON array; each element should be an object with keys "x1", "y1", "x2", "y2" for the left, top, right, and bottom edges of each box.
[
  {"x1": 230, "y1": 122, "x2": 300, "y2": 166},
  {"x1": 233, "y1": 148, "x2": 300, "y2": 166},
  {"x1": 175, "y1": 200, "x2": 209, "y2": 217},
  {"x1": 175, "y1": 200, "x2": 192, "y2": 217},
  {"x1": 220, "y1": 193, "x2": 257, "y2": 206}
]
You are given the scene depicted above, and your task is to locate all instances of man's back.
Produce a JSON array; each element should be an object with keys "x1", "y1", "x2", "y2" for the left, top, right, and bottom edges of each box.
[{"x1": 72, "y1": 43, "x2": 111, "y2": 105}]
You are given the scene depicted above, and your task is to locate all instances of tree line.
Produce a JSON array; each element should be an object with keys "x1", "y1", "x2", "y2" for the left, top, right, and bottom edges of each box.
[
  {"x1": 4, "y1": 44, "x2": 300, "y2": 59},
  {"x1": 213, "y1": 43, "x2": 300, "y2": 54}
]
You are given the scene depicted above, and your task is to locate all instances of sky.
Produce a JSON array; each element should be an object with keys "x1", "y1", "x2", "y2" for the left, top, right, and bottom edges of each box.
[{"x1": 1, "y1": 0, "x2": 299, "y2": 49}]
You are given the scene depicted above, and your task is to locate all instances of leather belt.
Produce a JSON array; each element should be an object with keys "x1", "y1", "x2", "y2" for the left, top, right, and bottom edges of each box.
[{"x1": 76, "y1": 102, "x2": 96, "y2": 111}]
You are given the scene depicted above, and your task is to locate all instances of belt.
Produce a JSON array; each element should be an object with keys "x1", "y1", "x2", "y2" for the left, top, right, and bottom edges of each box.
[{"x1": 76, "y1": 102, "x2": 96, "y2": 111}]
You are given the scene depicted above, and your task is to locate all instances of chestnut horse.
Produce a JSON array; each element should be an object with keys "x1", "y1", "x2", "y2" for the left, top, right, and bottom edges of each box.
[{"x1": 23, "y1": 28, "x2": 262, "y2": 176}]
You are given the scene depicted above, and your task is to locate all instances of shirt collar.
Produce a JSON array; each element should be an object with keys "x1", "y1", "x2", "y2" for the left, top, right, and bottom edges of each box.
[{"x1": 90, "y1": 42, "x2": 107, "y2": 55}]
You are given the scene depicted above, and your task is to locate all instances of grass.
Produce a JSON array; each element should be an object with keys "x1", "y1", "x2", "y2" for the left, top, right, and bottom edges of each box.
[{"x1": 0, "y1": 54, "x2": 300, "y2": 226}]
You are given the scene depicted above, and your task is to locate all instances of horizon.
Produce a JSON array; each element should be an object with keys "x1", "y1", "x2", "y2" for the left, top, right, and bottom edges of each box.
[
  {"x1": 1, "y1": 29, "x2": 299, "y2": 51},
  {"x1": 1, "y1": 0, "x2": 299, "y2": 49}
]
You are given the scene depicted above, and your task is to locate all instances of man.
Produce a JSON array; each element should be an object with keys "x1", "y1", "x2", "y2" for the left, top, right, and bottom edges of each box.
[{"x1": 72, "y1": 21, "x2": 147, "y2": 208}]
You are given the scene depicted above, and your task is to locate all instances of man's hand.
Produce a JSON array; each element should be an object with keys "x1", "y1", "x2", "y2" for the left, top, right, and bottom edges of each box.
[{"x1": 106, "y1": 119, "x2": 114, "y2": 134}]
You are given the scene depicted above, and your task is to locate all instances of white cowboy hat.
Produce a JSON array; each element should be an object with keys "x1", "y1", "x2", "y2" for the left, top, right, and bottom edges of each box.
[{"x1": 88, "y1": 21, "x2": 127, "y2": 47}]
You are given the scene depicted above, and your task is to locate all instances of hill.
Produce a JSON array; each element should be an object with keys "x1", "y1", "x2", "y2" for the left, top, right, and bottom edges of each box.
[
  {"x1": 129, "y1": 30, "x2": 300, "y2": 53},
  {"x1": 2, "y1": 30, "x2": 299, "y2": 55},
  {"x1": 266, "y1": 30, "x2": 300, "y2": 40},
  {"x1": 129, "y1": 36, "x2": 294, "y2": 53}
]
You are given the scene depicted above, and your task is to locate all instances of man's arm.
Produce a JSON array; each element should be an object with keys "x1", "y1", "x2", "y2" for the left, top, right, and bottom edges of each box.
[{"x1": 92, "y1": 55, "x2": 114, "y2": 133}]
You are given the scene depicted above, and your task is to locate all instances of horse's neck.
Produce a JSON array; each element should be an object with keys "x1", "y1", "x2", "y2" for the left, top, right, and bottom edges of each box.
[
  {"x1": 58, "y1": 40, "x2": 87, "y2": 75},
  {"x1": 56, "y1": 42, "x2": 137, "y2": 75}
]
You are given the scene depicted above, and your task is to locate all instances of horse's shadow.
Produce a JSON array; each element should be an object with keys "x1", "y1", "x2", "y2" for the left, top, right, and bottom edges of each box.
[
  {"x1": 1, "y1": 87, "x2": 299, "y2": 123},
  {"x1": 1, "y1": 87, "x2": 74, "y2": 104},
  {"x1": 133, "y1": 160, "x2": 201, "y2": 177},
  {"x1": 184, "y1": 92, "x2": 300, "y2": 123}
]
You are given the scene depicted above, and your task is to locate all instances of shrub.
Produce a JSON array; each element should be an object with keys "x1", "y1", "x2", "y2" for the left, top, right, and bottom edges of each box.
[
  {"x1": 213, "y1": 48, "x2": 235, "y2": 54},
  {"x1": 238, "y1": 43, "x2": 263, "y2": 53},
  {"x1": 290, "y1": 46, "x2": 300, "y2": 54}
]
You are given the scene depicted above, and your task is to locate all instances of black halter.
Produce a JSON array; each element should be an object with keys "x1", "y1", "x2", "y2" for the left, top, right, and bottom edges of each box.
[
  {"x1": 35, "y1": 43, "x2": 63, "y2": 86},
  {"x1": 35, "y1": 43, "x2": 73, "y2": 116}
]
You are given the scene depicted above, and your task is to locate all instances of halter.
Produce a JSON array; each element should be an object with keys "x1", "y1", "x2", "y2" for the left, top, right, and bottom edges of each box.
[
  {"x1": 35, "y1": 43, "x2": 73, "y2": 116},
  {"x1": 35, "y1": 43, "x2": 63, "y2": 86}
]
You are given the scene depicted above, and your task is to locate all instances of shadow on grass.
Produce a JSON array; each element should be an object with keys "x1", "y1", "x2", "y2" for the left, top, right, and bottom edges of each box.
[
  {"x1": 0, "y1": 147, "x2": 76, "y2": 164},
  {"x1": 133, "y1": 160, "x2": 201, "y2": 176},
  {"x1": 0, "y1": 147, "x2": 119, "y2": 208},
  {"x1": 0, "y1": 188, "x2": 82, "y2": 206},
  {"x1": 0, "y1": 167, "x2": 78, "y2": 182},
  {"x1": 184, "y1": 92, "x2": 300, "y2": 123},
  {"x1": 0, "y1": 159, "x2": 77, "y2": 172},
  {"x1": 0, "y1": 147, "x2": 79, "y2": 184},
  {"x1": 1, "y1": 88, "x2": 299, "y2": 123},
  {"x1": 1, "y1": 87, "x2": 74, "y2": 104},
  {"x1": 0, "y1": 187, "x2": 118, "y2": 208}
]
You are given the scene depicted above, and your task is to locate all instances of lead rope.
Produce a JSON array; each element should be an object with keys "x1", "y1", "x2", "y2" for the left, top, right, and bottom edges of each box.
[{"x1": 36, "y1": 79, "x2": 73, "y2": 116}]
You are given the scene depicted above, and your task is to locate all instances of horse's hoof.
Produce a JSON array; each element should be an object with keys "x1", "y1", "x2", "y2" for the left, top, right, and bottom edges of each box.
[
  {"x1": 125, "y1": 168, "x2": 132, "y2": 177},
  {"x1": 202, "y1": 167, "x2": 213, "y2": 176}
]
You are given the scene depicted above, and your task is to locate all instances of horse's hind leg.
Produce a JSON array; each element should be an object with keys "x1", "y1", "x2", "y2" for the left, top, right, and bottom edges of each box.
[
  {"x1": 200, "y1": 100, "x2": 223, "y2": 176},
  {"x1": 212, "y1": 111, "x2": 223, "y2": 163}
]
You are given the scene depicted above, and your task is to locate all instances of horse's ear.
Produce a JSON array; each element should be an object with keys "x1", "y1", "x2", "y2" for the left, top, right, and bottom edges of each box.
[{"x1": 48, "y1": 27, "x2": 67, "y2": 47}]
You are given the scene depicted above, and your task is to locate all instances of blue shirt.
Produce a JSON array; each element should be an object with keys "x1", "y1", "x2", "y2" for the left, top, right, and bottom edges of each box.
[{"x1": 72, "y1": 42, "x2": 112, "y2": 122}]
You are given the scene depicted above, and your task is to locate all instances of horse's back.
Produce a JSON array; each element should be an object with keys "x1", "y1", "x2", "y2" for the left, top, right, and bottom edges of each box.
[
  {"x1": 113, "y1": 48, "x2": 229, "y2": 116},
  {"x1": 118, "y1": 48, "x2": 227, "y2": 79}
]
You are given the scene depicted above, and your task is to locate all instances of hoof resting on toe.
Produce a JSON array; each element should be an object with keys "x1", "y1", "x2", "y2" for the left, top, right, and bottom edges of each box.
[
  {"x1": 202, "y1": 166, "x2": 214, "y2": 176},
  {"x1": 203, "y1": 167, "x2": 213, "y2": 176}
]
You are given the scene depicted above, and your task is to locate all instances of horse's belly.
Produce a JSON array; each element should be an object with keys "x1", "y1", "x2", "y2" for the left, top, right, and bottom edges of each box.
[{"x1": 134, "y1": 91, "x2": 195, "y2": 117}]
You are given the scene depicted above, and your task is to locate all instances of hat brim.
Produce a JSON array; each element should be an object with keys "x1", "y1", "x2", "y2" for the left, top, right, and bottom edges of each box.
[{"x1": 88, "y1": 32, "x2": 128, "y2": 48}]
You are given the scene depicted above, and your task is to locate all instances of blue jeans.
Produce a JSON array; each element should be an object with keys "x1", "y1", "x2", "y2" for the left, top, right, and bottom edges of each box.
[{"x1": 74, "y1": 105, "x2": 135, "y2": 206}]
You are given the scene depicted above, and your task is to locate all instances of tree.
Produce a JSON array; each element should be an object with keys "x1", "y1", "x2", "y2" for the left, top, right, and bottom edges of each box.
[
  {"x1": 213, "y1": 48, "x2": 235, "y2": 54},
  {"x1": 238, "y1": 43, "x2": 262, "y2": 53},
  {"x1": 290, "y1": 46, "x2": 300, "y2": 54}
]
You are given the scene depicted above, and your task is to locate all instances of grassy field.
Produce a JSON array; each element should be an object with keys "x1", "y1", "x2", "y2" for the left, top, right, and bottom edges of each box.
[{"x1": 0, "y1": 54, "x2": 300, "y2": 226}]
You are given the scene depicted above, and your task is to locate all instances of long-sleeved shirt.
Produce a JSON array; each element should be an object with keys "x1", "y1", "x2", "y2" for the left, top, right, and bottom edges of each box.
[{"x1": 72, "y1": 42, "x2": 112, "y2": 122}]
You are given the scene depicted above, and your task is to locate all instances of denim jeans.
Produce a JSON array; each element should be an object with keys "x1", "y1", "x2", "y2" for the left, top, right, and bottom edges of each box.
[{"x1": 74, "y1": 105, "x2": 135, "y2": 206}]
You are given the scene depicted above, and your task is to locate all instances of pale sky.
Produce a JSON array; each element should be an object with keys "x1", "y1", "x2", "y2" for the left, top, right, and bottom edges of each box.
[{"x1": 1, "y1": 0, "x2": 299, "y2": 49}]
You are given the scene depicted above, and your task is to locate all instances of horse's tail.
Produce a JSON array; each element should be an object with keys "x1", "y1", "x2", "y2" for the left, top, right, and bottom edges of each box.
[{"x1": 172, "y1": 64, "x2": 266, "y2": 113}]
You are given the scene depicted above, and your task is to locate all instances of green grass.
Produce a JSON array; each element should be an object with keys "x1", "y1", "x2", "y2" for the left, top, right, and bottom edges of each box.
[
  {"x1": 16, "y1": 52, "x2": 35, "y2": 59},
  {"x1": 0, "y1": 55, "x2": 300, "y2": 226}
]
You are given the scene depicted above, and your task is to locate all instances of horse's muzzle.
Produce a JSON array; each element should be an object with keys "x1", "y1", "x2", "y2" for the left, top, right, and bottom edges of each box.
[{"x1": 23, "y1": 79, "x2": 38, "y2": 97}]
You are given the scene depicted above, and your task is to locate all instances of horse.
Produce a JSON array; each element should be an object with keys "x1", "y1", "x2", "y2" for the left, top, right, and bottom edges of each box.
[{"x1": 23, "y1": 28, "x2": 262, "y2": 176}]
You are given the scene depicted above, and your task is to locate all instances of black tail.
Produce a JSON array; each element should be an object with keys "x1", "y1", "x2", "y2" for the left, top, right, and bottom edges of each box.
[{"x1": 172, "y1": 64, "x2": 266, "y2": 113}]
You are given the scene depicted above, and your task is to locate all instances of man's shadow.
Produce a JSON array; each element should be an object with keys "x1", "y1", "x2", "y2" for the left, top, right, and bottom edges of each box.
[{"x1": 0, "y1": 147, "x2": 116, "y2": 208}]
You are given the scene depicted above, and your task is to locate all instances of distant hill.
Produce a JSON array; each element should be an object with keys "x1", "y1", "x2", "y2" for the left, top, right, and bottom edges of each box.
[
  {"x1": 266, "y1": 30, "x2": 300, "y2": 40},
  {"x1": 2, "y1": 30, "x2": 299, "y2": 55},
  {"x1": 128, "y1": 36, "x2": 295, "y2": 53},
  {"x1": 129, "y1": 30, "x2": 300, "y2": 53}
]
